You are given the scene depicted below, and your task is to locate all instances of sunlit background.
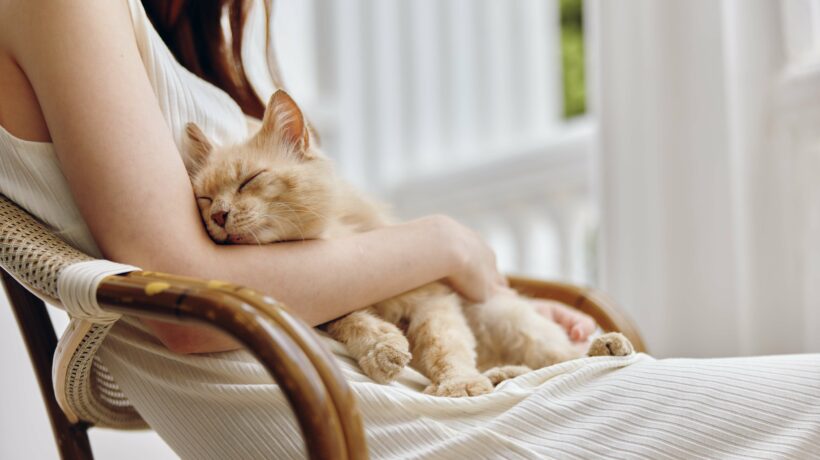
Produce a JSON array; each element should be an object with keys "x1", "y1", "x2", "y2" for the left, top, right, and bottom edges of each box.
[
  {"x1": 3, "y1": 1, "x2": 820, "y2": 458},
  {"x1": 278, "y1": 0, "x2": 599, "y2": 285}
]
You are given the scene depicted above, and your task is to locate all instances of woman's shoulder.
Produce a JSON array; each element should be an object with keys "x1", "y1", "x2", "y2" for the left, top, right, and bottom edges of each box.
[
  {"x1": 1, "y1": 0, "x2": 137, "y2": 59},
  {"x1": 0, "y1": 0, "x2": 142, "y2": 144},
  {"x1": 3, "y1": 0, "x2": 252, "y2": 151}
]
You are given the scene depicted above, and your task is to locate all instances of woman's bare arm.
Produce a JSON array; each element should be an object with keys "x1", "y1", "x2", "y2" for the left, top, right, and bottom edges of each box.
[{"x1": 1, "y1": 0, "x2": 504, "y2": 353}]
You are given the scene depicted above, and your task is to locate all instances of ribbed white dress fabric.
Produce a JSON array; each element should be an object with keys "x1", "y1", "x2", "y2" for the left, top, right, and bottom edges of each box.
[
  {"x1": 0, "y1": 1, "x2": 819, "y2": 458},
  {"x1": 98, "y1": 319, "x2": 820, "y2": 460},
  {"x1": 0, "y1": 124, "x2": 102, "y2": 257}
]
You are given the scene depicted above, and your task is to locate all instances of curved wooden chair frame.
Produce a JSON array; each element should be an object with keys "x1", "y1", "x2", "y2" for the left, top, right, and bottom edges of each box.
[{"x1": 4, "y1": 268, "x2": 645, "y2": 460}]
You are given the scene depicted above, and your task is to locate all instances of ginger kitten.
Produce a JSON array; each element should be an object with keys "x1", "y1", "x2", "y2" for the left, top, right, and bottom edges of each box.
[{"x1": 183, "y1": 90, "x2": 633, "y2": 397}]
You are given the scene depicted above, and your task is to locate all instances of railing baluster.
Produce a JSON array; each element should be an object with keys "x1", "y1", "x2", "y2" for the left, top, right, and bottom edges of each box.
[
  {"x1": 371, "y1": 0, "x2": 406, "y2": 186},
  {"x1": 519, "y1": 0, "x2": 560, "y2": 134},
  {"x1": 477, "y1": 217, "x2": 518, "y2": 275},
  {"x1": 518, "y1": 208, "x2": 562, "y2": 280},
  {"x1": 334, "y1": 0, "x2": 369, "y2": 188},
  {"x1": 482, "y1": 0, "x2": 515, "y2": 151},
  {"x1": 447, "y1": 0, "x2": 481, "y2": 163},
  {"x1": 409, "y1": 0, "x2": 444, "y2": 173}
]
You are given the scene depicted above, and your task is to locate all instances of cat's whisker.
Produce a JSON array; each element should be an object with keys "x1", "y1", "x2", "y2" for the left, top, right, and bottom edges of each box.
[
  {"x1": 284, "y1": 216, "x2": 306, "y2": 241},
  {"x1": 262, "y1": 213, "x2": 306, "y2": 242},
  {"x1": 295, "y1": 221, "x2": 306, "y2": 241},
  {"x1": 248, "y1": 228, "x2": 263, "y2": 246},
  {"x1": 261, "y1": 215, "x2": 290, "y2": 241},
  {"x1": 258, "y1": 208, "x2": 311, "y2": 237},
  {"x1": 269, "y1": 201, "x2": 328, "y2": 222}
]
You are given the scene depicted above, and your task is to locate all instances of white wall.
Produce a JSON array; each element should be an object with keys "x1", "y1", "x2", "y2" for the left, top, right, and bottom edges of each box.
[{"x1": 0, "y1": 293, "x2": 177, "y2": 459}]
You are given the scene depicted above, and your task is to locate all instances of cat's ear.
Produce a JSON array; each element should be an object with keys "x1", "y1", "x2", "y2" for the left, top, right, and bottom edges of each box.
[
  {"x1": 184, "y1": 123, "x2": 213, "y2": 174},
  {"x1": 259, "y1": 90, "x2": 312, "y2": 158}
]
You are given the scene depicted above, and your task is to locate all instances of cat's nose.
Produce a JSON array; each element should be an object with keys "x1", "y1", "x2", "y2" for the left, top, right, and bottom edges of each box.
[{"x1": 211, "y1": 210, "x2": 229, "y2": 227}]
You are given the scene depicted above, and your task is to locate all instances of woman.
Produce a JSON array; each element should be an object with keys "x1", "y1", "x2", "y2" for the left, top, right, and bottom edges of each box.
[{"x1": 1, "y1": 1, "x2": 817, "y2": 458}]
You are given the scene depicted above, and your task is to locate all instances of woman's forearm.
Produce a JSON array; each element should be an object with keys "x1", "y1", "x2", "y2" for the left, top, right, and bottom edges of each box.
[
  {"x1": 146, "y1": 215, "x2": 458, "y2": 326},
  {"x1": 135, "y1": 215, "x2": 459, "y2": 354}
]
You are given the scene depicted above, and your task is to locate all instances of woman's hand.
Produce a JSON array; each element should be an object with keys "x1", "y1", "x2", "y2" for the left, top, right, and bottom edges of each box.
[
  {"x1": 533, "y1": 299, "x2": 597, "y2": 342},
  {"x1": 433, "y1": 216, "x2": 596, "y2": 340},
  {"x1": 436, "y1": 216, "x2": 509, "y2": 302}
]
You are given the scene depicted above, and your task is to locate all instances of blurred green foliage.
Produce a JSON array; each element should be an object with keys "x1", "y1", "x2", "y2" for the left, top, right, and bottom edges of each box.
[{"x1": 560, "y1": 0, "x2": 585, "y2": 118}]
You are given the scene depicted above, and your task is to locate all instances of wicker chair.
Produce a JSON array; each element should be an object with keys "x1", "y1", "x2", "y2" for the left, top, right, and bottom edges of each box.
[{"x1": 0, "y1": 193, "x2": 646, "y2": 460}]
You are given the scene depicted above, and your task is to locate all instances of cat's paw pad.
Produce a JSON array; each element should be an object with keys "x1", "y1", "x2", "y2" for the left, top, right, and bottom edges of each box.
[
  {"x1": 359, "y1": 341, "x2": 412, "y2": 384},
  {"x1": 482, "y1": 365, "x2": 533, "y2": 386},
  {"x1": 424, "y1": 375, "x2": 494, "y2": 397},
  {"x1": 588, "y1": 332, "x2": 634, "y2": 357}
]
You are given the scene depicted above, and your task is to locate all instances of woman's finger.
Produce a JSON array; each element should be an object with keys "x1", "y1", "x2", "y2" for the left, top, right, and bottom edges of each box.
[
  {"x1": 530, "y1": 299, "x2": 598, "y2": 342},
  {"x1": 547, "y1": 301, "x2": 574, "y2": 327},
  {"x1": 571, "y1": 324, "x2": 584, "y2": 341},
  {"x1": 548, "y1": 301, "x2": 597, "y2": 342},
  {"x1": 572, "y1": 314, "x2": 596, "y2": 341}
]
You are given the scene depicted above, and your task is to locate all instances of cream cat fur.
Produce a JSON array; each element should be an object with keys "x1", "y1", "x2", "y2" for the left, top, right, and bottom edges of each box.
[{"x1": 183, "y1": 90, "x2": 633, "y2": 397}]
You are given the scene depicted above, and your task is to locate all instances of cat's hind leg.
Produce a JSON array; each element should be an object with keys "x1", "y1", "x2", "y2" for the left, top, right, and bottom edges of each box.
[
  {"x1": 467, "y1": 294, "x2": 583, "y2": 371},
  {"x1": 324, "y1": 309, "x2": 411, "y2": 383},
  {"x1": 404, "y1": 289, "x2": 493, "y2": 397}
]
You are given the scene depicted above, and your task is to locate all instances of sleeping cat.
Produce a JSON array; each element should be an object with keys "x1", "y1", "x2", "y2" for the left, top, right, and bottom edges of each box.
[{"x1": 183, "y1": 90, "x2": 634, "y2": 397}]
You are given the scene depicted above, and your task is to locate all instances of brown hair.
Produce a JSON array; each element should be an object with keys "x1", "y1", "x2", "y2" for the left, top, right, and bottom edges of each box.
[{"x1": 141, "y1": 0, "x2": 284, "y2": 119}]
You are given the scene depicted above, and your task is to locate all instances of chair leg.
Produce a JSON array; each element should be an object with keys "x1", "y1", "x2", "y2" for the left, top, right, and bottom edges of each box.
[{"x1": 2, "y1": 271, "x2": 94, "y2": 460}]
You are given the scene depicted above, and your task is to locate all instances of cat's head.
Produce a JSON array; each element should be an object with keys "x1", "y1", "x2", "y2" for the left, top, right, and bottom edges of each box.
[{"x1": 183, "y1": 90, "x2": 335, "y2": 244}]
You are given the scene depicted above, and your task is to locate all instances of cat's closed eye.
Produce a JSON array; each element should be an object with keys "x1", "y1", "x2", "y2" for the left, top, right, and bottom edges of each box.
[
  {"x1": 196, "y1": 196, "x2": 213, "y2": 206},
  {"x1": 238, "y1": 170, "x2": 267, "y2": 192}
]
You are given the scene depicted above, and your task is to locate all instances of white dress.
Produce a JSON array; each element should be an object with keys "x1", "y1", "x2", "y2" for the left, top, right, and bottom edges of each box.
[{"x1": 1, "y1": 1, "x2": 819, "y2": 459}]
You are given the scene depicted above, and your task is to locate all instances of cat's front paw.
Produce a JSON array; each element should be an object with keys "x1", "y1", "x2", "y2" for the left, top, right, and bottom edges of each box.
[
  {"x1": 359, "y1": 340, "x2": 412, "y2": 384},
  {"x1": 588, "y1": 332, "x2": 634, "y2": 357},
  {"x1": 483, "y1": 365, "x2": 532, "y2": 386},
  {"x1": 424, "y1": 375, "x2": 494, "y2": 397}
]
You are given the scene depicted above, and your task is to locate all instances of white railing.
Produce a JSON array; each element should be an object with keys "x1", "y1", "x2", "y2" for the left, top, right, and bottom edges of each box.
[{"x1": 276, "y1": 0, "x2": 595, "y2": 283}]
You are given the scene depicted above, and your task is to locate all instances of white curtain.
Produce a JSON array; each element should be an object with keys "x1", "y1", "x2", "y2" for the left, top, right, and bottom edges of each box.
[{"x1": 592, "y1": 0, "x2": 820, "y2": 357}]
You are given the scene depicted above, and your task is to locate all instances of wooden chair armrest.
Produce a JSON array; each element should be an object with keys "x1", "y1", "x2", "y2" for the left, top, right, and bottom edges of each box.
[
  {"x1": 508, "y1": 276, "x2": 647, "y2": 353},
  {"x1": 96, "y1": 271, "x2": 368, "y2": 460}
]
